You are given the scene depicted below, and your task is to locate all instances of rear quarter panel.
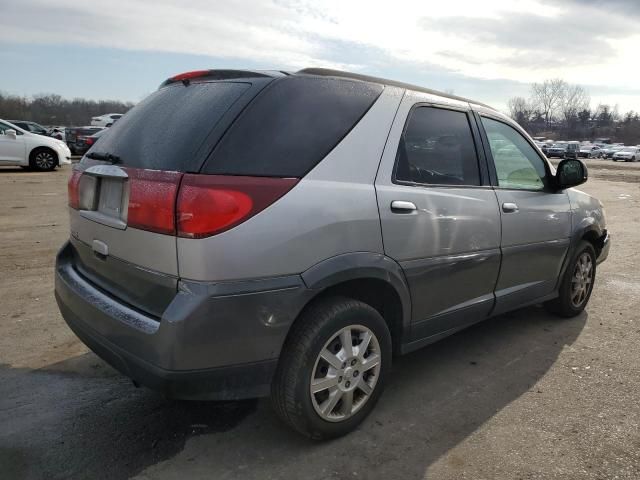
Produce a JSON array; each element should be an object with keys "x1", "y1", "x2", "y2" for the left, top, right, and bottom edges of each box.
[{"x1": 177, "y1": 86, "x2": 405, "y2": 281}]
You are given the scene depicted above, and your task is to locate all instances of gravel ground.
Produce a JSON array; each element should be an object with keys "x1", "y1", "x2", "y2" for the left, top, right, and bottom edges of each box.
[{"x1": 0, "y1": 161, "x2": 638, "y2": 480}]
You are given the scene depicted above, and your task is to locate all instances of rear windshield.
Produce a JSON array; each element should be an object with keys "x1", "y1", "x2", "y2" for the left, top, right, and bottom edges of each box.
[
  {"x1": 82, "y1": 81, "x2": 251, "y2": 171},
  {"x1": 203, "y1": 75, "x2": 383, "y2": 177}
]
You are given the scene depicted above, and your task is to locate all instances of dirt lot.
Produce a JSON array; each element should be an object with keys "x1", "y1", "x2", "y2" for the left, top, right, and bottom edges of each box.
[{"x1": 1, "y1": 160, "x2": 639, "y2": 479}]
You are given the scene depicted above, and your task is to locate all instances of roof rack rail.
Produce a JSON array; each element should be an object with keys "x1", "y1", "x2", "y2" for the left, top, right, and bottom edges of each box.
[{"x1": 296, "y1": 68, "x2": 494, "y2": 110}]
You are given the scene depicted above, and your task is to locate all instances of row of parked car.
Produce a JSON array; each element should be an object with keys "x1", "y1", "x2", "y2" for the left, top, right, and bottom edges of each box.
[
  {"x1": 536, "y1": 140, "x2": 640, "y2": 162},
  {"x1": 0, "y1": 114, "x2": 119, "y2": 170},
  {"x1": 7, "y1": 119, "x2": 113, "y2": 156}
]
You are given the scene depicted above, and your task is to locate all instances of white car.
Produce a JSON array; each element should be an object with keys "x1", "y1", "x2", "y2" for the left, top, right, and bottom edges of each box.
[
  {"x1": 0, "y1": 119, "x2": 72, "y2": 171},
  {"x1": 612, "y1": 147, "x2": 640, "y2": 162},
  {"x1": 90, "y1": 113, "x2": 123, "y2": 127}
]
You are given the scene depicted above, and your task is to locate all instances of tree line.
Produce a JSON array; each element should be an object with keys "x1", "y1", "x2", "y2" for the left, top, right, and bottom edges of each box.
[
  {"x1": 0, "y1": 92, "x2": 134, "y2": 127},
  {"x1": 507, "y1": 79, "x2": 640, "y2": 145}
]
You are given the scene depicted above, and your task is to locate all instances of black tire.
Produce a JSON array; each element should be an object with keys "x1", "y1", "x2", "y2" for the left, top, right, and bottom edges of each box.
[
  {"x1": 545, "y1": 241, "x2": 596, "y2": 317},
  {"x1": 272, "y1": 296, "x2": 392, "y2": 440},
  {"x1": 29, "y1": 148, "x2": 57, "y2": 171}
]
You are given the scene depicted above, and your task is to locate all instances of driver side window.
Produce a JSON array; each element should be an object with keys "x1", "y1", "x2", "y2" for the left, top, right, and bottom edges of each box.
[
  {"x1": 394, "y1": 106, "x2": 481, "y2": 186},
  {"x1": 481, "y1": 117, "x2": 548, "y2": 191}
]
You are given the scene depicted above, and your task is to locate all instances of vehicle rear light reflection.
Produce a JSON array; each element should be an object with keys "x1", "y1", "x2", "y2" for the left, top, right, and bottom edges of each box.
[{"x1": 176, "y1": 175, "x2": 299, "y2": 238}]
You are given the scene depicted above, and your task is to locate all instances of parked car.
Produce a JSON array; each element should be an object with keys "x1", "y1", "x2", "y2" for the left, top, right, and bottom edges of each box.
[
  {"x1": 7, "y1": 120, "x2": 49, "y2": 136},
  {"x1": 48, "y1": 126, "x2": 67, "y2": 141},
  {"x1": 601, "y1": 145, "x2": 625, "y2": 159},
  {"x1": 612, "y1": 147, "x2": 640, "y2": 162},
  {"x1": 66, "y1": 126, "x2": 105, "y2": 155},
  {"x1": 0, "y1": 119, "x2": 71, "y2": 170},
  {"x1": 579, "y1": 144, "x2": 602, "y2": 159},
  {"x1": 539, "y1": 142, "x2": 552, "y2": 154},
  {"x1": 546, "y1": 142, "x2": 569, "y2": 158},
  {"x1": 565, "y1": 141, "x2": 580, "y2": 160},
  {"x1": 55, "y1": 68, "x2": 610, "y2": 439},
  {"x1": 85, "y1": 128, "x2": 108, "y2": 147},
  {"x1": 90, "y1": 113, "x2": 123, "y2": 127}
]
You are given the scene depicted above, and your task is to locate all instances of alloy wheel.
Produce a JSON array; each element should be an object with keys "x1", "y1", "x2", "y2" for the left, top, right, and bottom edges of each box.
[
  {"x1": 34, "y1": 151, "x2": 55, "y2": 170},
  {"x1": 310, "y1": 325, "x2": 381, "y2": 422},
  {"x1": 571, "y1": 252, "x2": 593, "y2": 308}
]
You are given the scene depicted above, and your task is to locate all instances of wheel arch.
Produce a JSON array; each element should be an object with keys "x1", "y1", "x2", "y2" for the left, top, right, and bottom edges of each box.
[
  {"x1": 29, "y1": 145, "x2": 59, "y2": 166},
  {"x1": 298, "y1": 252, "x2": 412, "y2": 353}
]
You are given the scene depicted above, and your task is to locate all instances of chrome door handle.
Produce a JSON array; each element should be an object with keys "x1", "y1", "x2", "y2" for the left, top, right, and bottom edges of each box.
[
  {"x1": 502, "y1": 202, "x2": 519, "y2": 213},
  {"x1": 391, "y1": 200, "x2": 417, "y2": 213}
]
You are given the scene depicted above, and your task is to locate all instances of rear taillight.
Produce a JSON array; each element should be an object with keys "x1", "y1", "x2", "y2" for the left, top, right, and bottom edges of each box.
[
  {"x1": 69, "y1": 167, "x2": 297, "y2": 238},
  {"x1": 176, "y1": 175, "x2": 299, "y2": 238},
  {"x1": 85, "y1": 137, "x2": 95, "y2": 146},
  {"x1": 126, "y1": 169, "x2": 183, "y2": 235},
  {"x1": 68, "y1": 170, "x2": 82, "y2": 209}
]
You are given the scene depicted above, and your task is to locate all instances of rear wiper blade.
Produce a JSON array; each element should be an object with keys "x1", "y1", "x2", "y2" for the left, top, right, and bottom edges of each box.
[{"x1": 86, "y1": 151, "x2": 121, "y2": 163}]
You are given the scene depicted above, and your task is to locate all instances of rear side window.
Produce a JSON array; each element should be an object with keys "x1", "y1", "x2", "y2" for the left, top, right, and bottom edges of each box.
[
  {"x1": 203, "y1": 76, "x2": 383, "y2": 177},
  {"x1": 83, "y1": 82, "x2": 251, "y2": 171},
  {"x1": 395, "y1": 106, "x2": 481, "y2": 186}
]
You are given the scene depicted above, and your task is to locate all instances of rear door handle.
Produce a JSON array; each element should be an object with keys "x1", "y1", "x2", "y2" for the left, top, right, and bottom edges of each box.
[
  {"x1": 391, "y1": 200, "x2": 417, "y2": 213},
  {"x1": 502, "y1": 202, "x2": 519, "y2": 213}
]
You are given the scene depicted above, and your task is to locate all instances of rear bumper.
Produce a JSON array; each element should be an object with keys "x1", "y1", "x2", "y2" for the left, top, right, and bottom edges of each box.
[{"x1": 55, "y1": 241, "x2": 313, "y2": 400}]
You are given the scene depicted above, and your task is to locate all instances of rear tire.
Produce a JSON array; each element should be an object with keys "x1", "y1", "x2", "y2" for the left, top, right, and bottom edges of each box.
[
  {"x1": 545, "y1": 241, "x2": 596, "y2": 318},
  {"x1": 271, "y1": 296, "x2": 392, "y2": 440},
  {"x1": 29, "y1": 148, "x2": 57, "y2": 171}
]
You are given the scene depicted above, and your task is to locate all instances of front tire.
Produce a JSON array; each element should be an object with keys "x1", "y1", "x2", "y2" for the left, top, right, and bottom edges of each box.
[
  {"x1": 29, "y1": 148, "x2": 57, "y2": 171},
  {"x1": 272, "y1": 296, "x2": 392, "y2": 440},
  {"x1": 545, "y1": 241, "x2": 596, "y2": 317}
]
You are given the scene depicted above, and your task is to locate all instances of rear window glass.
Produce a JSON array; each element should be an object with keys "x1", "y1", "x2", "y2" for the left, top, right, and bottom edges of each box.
[
  {"x1": 82, "y1": 81, "x2": 251, "y2": 171},
  {"x1": 203, "y1": 75, "x2": 383, "y2": 177}
]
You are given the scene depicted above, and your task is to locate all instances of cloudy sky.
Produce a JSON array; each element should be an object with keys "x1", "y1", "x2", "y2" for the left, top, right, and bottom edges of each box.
[{"x1": 1, "y1": 0, "x2": 639, "y2": 112}]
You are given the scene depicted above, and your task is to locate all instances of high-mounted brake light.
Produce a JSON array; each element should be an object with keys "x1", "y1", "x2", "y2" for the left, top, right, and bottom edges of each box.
[
  {"x1": 68, "y1": 170, "x2": 82, "y2": 209},
  {"x1": 176, "y1": 175, "x2": 299, "y2": 238},
  {"x1": 170, "y1": 70, "x2": 211, "y2": 82}
]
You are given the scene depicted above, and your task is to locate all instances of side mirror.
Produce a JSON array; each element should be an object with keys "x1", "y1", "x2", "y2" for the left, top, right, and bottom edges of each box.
[
  {"x1": 556, "y1": 158, "x2": 587, "y2": 189},
  {"x1": 5, "y1": 129, "x2": 17, "y2": 139}
]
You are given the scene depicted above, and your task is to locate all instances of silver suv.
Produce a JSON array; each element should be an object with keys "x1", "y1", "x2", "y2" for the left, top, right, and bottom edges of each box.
[{"x1": 55, "y1": 68, "x2": 610, "y2": 439}]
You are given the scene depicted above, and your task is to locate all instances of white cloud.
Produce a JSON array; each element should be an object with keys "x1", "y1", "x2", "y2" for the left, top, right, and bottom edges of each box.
[{"x1": 2, "y1": 0, "x2": 639, "y2": 108}]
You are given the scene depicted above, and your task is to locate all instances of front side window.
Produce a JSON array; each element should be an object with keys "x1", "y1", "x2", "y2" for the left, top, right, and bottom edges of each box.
[
  {"x1": 395, "y1": 106, "x2": 480, "y2": 186},
  {"x1": 482, "y1": 117, "x2": 548, "y2": 191}
]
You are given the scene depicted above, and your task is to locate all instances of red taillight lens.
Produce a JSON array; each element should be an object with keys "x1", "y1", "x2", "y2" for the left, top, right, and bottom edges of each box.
[
  {"x1": 126, "y1": 169, "x2": 183, "y2": 235},
  {"x1": 68, "y1": 170, "x2": 82, "y2": 209},
  {"x1": 86, "y1": 137, "x2": 95, "y2": 146},
  {"x1": 176, "y1": 175, "x2": 299, "y2": 238},
  {"x1": 170, "y1": 70, "x2": 210, "y2": 82}
]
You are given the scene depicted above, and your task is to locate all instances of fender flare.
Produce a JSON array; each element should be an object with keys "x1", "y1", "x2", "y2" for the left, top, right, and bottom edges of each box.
[
  {"x1": 557, "y1": 220, "x2": 605, "y2": 286},
  {"x1": 301, "y1": 252, "x2": 412, "y2": 331}
]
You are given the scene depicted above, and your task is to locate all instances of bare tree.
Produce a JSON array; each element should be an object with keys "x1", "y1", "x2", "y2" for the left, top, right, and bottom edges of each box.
[
  {"x1": 559, "y1": 85, "x2": 590, "y2": 136},
  {"x1": 560, "y1": 85, "x2": 589, "y2": 123},
  {"x1": 507, "y1": 96, "x2": 533, "y2": 129},
  {"x1": 531, "y1": 78, "x2": 567, "y2": 129}
]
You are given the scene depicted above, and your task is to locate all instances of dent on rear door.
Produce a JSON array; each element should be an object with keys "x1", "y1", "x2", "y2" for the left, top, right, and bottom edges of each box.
[{"x1": 374, "y1": 92, "x2": 502, "y2": 342}]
